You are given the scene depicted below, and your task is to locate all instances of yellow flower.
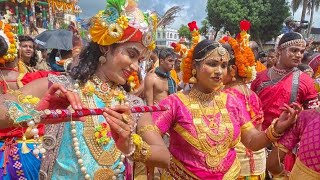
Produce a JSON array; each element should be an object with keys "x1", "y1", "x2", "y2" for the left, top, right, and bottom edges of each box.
[
  {"x1": 29, "y1": 97, "x2": 40, "y2": 105},
  {"x1": 95, "y1": 132, "x2": 100, "y2": 138},
  {"x1": 132, "y1": 134, "x2": 143, "y2": 146},
  {"x1": 116, "y1": 15, "x2": 129, "y2": 29},
  {"x1": 108, "y1": 23, "x2": 123, "y2": 39},
  {"x1": 128, "y1": 76, "x2": 135, "y2": 82},
  {"x1": 148, "y1": 42, "x2": 156, "y2": 51},
  {"x1": 117, "y1": 92, "x2": 125, "y2": 101}
]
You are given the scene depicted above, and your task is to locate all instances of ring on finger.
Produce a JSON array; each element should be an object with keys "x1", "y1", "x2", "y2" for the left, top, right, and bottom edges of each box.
[
  {"x1": 118, "y1": 128, "x2": 124, "y2": 134},
  {"x1": 55, "y1": 91, "x2": 62, "y2": 98},
  {"x1": 121, "y1": 114, "x2": 130, "y2": 124}
]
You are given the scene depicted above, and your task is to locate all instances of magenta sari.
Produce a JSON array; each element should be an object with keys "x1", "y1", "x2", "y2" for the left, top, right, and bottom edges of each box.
[
  {"x1": 251, "y1": 69, "x2": 318, "y2": 130},
  {"x1": 224, "y1": 88, "x2": 266, "y2": 177},
  {"x1": 277, "y1": 109, "x2": 320, "y2": 179},
  {"x1": 152, "y1": 92, "x2": 252, "y2": 179}
]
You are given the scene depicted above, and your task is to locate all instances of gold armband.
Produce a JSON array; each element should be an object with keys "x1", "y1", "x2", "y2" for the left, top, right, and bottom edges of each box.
[
  {"x1": 132, "y1": 134, "x2": 152, "y2": 163},
  {"x1": 137, "y1": 125, "x2": 160, "y2": 135}
]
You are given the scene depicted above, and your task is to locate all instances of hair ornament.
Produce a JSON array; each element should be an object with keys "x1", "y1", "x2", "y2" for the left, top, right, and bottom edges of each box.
[{"x1": 0, "y1": 20, "x2": 19, "y2": 64}]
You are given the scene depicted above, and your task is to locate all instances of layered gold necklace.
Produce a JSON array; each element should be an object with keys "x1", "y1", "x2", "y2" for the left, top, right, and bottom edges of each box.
[
  {"x1": 183, "y1": 87, "x2": 234, "y2": 168},
  {"x1": 78, "y1": 75, "x2": 126, "y2": 179}
]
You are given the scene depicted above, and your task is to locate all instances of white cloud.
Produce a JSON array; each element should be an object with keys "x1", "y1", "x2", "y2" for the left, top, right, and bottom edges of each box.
[{"x1": 78, "y1": 0, "x2": 320, "y2": 29}]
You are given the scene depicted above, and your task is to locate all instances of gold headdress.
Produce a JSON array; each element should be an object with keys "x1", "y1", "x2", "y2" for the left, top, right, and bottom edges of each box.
[
  {"x1": 89, "y1": 0, "x2": 157, "y2": 51},
  {"x1": 0, "y1": 20, "x2": 19, "y2": 64}
]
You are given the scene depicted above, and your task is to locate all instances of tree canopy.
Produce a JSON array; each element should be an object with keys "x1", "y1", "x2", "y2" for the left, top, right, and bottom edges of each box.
[
  {"x1": 177, "y1": 24, "x2": 192, "y2": 41},
  {"x1": 207, "y1": 0, "x2": 290, "y2": 45}
]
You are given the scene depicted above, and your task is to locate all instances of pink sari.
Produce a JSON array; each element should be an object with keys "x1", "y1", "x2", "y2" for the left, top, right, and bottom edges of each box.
[
  {"x1": 251, "y1": 69, "x2": 318, "y2": 130},
  {"x1": 277, "y1": 109, "x2": 320, "y2": 178},
  {"x1": 152, "y1": 92, "x2": 252, "y2": 179},
  {"x1": 224, "y1": 88, "x2": 266, "y2": 177}
]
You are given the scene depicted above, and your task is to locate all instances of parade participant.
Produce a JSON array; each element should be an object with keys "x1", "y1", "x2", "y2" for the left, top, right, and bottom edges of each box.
[
  {"x1": 251, "y1": 32, "x2": 318, "y2": 131},
  {"x1": 266, "y1": 102, "x2": 320, "y2": 179},
  {"x1": 222, "y1": 22, "x2": 266, "y2": 179},
  {"x1": 0, "y1": 0, "x2": 170, "y2": 179},
  {"x1": 0, "y1": 21, "x2": 59, "y2": 94},
  {"x1": 151, "y1": 37, "x2": 299, "y2": 179},
  {"x1": 144, "y1": 48, "x2": 177, "y2": 105},
  {"x1": 266, "y1": 49, "x2": 277, "y2": 69},
  {"x1": 17, "y1": 35, "x2": 38, "y2": 73}
]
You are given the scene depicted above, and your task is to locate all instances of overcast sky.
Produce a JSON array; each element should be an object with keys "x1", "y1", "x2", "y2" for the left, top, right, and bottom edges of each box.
[{"x1": 78, "y1": 0, "x2": 320, "y2": 29}]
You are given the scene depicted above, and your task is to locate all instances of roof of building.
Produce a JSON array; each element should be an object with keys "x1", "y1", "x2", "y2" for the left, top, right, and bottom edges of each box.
[{"x1": 311, "y1": 28, "x2": 320, "y2": 34}]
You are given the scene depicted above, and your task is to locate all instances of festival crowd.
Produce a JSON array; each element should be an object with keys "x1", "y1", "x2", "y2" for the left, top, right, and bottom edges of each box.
[{"x1": 0, "y1": 0, "x2": 319, "y2": 180}]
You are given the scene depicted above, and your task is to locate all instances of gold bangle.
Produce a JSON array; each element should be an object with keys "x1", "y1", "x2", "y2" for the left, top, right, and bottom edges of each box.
[
  {"x1": 271, "y1": 118, "x2": 284, "y2": 137},
  {"x1": 266, "y1": 125, "x2": 280, "y2": 142},
  {"x1": 137, "y1": 125, "x2": 160, "y2": 135},
  {"x1": 132, "y1": 134, "x2": 152, "y2": 163}
]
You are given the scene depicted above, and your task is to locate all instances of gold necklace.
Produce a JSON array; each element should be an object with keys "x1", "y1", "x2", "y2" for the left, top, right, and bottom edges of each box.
[
  {"x1": 90, "y1": 75, "x2": 126, "y2": 105},
  {"x1": 183, "y1": 91, "x2": 234, "y2": 168},
  {"x1": 78, "y1": 82, "x2": 125, "y2": 179},
  {"x1": 189, "y1": 87, "x2": 217, "y2": 107}
]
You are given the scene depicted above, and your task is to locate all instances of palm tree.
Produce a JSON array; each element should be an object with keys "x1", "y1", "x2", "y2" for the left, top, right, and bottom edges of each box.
[
  {"x1": 291, "y1": 0, "x2": 320, "y2": 37},
  {"x1": 291, "y1": 0, "x2": 308, "y2": 22},
  {"x1": 307, "y1": 0, "x2": 320, "y2": 37}
]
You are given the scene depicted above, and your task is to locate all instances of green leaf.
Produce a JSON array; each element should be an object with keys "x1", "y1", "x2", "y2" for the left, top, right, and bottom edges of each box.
[{"x1": 107, "y1": 0, "x2": 126, "y2": 14}]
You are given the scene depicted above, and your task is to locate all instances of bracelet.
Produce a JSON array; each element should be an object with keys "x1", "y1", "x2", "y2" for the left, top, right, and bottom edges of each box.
[
  {"x1": 131, "y1": 134, "x2": 152, "y2": 163},
  {"x1": 123, "y1": 135, "x2": 136, "y2": 157},
  {"x1": 271, "y1": 118, "x2": 284, "y2": 137},
  {"x1": 266, "y1": 125, "x2": 280, "y2": 142},
  {"x1": 137, "y1": 125, "x2": 160, "y2": 135}
]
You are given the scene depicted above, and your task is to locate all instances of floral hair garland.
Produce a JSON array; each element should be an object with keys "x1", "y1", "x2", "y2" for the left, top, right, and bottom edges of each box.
[
  {"x1": 171, "y1": 21, "x2": 200, "y2": 83},
  {"x1": 0, "y1": 20, "x2": 19, "y2": 64},
  {"x1": 89, "y1": 0, "x2": 157, "y2": 51},
  {"x1": 220, "y1": 20, "x2": 257, "y2": 82}
]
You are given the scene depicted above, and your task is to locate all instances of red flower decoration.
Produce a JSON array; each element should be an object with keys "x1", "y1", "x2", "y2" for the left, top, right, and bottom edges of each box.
[
  {"x1": 188, "y1": 21, "x2": 198, "y2": 31},
  {"x1": 240, "y1": 20, "x2": 251, "y2": 31},
  {"x1": 171, "y1": 42, "x2": 177, "y2": 48},
  {"x1": 222, "y1": 36, "x2": 229, "y2": 42},
  {"x1": 236, "y1": 33, "x2": 241, "y2": 40}
]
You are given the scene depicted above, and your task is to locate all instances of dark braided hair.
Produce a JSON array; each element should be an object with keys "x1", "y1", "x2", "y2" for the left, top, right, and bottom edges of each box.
[
  {"x1": 0, "y1": 36, "x2": 8, "y2": 57},
  {"x1": 70, "y1": 42, "x2": 102, "y2": 83},
  {"x1": 18, "y1": 35, "x2": 38, "y2": 67},
  {"x1": 192, "y1": 39, "x2": 232, "y2": 66}
]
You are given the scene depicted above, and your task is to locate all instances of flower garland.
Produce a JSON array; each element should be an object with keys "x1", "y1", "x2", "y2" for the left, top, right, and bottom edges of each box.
[
  {"x1": 181, "y1": 21, "x2": 200, "y2": 83},
  {"x1": 220, "y1": 20, "x2": 257, "y2": 82},
  {"x1": 0, "y1": 21, "x2": 19, "y2": 64},
  {"x1": 127, "y1": 71, "x2": 140, "y2": 91}
]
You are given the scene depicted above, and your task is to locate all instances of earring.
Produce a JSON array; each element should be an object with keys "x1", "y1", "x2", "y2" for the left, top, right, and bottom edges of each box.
[
  {"x1": 231, "y1": 72, "x2": 236, "y2": 81},
  {"x1": 99, "y1": 55, "x2": 107, "y2": 64},
  {"x1": 189, "y1": 69, "x2": 197, "y2": 84}
]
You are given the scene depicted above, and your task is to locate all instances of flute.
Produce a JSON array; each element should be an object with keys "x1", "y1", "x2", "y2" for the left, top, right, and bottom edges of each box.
[{"x1": 41, "y1": 105, "x2": 169, "y2": 119}]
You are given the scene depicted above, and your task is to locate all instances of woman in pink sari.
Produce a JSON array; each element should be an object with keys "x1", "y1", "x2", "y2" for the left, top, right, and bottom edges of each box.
[
  {"x1": 224, "y1": 57, "x2": 266, "y2": 180},
  {"x1": 148, "y1": 39, "x2": 299, "y2": 179},
  {"x1": 267, "y1": 103, "x2": 320, "y2": 179}
]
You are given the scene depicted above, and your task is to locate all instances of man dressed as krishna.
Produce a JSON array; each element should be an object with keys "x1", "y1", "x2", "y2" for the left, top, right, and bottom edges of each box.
[{"x1": 0, "y1": 0, "x2": 171, "y2": 179}]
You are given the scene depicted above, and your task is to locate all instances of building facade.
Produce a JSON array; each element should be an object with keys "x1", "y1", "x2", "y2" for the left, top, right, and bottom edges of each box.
[{"x1": 156, "y1": 27, "x2": 179, "y2": 48}]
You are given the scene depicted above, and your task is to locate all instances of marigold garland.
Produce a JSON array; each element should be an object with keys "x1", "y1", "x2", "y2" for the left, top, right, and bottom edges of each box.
[
  {"x1": 221, "y1": 20, "x2": 257, "y2": 82},
  {"x1": 127, "y1": 71, "x2": 140, "y2": 91},
  {"x1": 181, "y1": 21, "x2": 200, "y2": 83},
  {"x1": 0, "y1": 20, "x2": 19, "y2": 64}
]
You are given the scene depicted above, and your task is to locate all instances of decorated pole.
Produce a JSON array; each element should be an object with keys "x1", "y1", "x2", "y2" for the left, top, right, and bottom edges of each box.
[{"x1": 41, "y1": 105, "x2": 170, "y2": 119}]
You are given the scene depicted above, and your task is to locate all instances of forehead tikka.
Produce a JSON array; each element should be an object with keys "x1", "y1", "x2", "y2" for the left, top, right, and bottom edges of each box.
[{"x1": 194, "y1": 44, "x2": 229, "y2": 62}]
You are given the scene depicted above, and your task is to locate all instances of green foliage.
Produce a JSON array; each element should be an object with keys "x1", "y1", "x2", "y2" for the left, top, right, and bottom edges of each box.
[
  {"x1": 178, "y1": 24, "x2": 192, "y2": 41},
  {"x1": 206, "y1": 0, "x2": 290, "y2": 43},
  {"x1": 200, "y1": 19, "x2": 210, "y2": 36}
]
